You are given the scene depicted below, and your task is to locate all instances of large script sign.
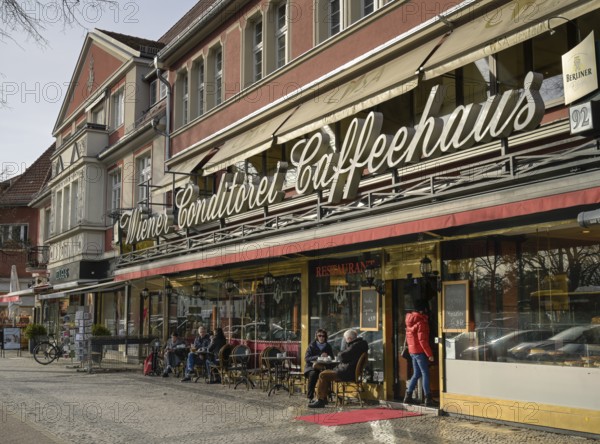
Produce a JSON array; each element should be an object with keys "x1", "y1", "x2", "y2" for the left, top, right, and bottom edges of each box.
[{"x1": 120, "y1": 73, "x2": 545, "y2": 244}]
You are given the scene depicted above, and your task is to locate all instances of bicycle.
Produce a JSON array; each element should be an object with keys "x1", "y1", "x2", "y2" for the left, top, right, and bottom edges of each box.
[{"x1": 33, "y1": 334, "x2": 68, "y2": 365}]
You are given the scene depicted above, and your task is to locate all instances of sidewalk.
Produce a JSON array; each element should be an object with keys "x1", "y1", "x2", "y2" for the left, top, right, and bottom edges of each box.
[{"x1": 0, "y1": 352, "x2": 596, "y2": 444}]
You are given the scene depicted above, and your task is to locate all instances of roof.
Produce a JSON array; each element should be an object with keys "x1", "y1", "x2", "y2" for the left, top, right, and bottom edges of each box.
[
  {"x1": 97, "y1": 29, "x2": 165, "y2": 56},
  {"x1": 158, "y1": 0, "x2": 220, "y2": 44},
  {"x1": 0, "y1": 144, "x2": 55, "y2": 206}
]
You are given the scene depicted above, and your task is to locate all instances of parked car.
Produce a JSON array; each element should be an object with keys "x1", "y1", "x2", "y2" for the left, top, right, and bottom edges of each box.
[
  {"x1": 508, "y1": 324, "x2": 600, "y2": 361},
  {"x1": 460, "y1": 329, "x2": 553, "y2": 362}
]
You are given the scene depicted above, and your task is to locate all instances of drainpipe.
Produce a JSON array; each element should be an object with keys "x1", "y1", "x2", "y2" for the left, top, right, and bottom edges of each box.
[{"x1": 154, "y1": 56, "x2": 171, "y2": 163}]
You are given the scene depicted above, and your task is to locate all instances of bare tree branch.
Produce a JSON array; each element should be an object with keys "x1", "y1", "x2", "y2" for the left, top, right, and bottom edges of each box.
[{"x1": 0, "y1": 0, "x2": 118, "y2": 46}]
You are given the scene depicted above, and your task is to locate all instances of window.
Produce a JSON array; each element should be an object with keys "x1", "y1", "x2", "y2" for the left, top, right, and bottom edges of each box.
[
  {"x1": 362, "y1": 0, "x2": 374, "y2": 15},
  {"x1": 207, "y1": 46, "x2": 223, "y2": 109},
  {"x1": 496, "y1": 24, "x2": 569, "y2": 104},
  {"x1": 111, "y1": 88, "x2": 124, "y2": 129},
  {"x1": 253, "y1": 20, "x2": 263, "y2": 82},
  {"x1": 110, "y1": 169, "x2": 122, "y2": 212},
  {"x1": 91, "y1": 105, "x2": 104, "y2": 125},
  {"x1": 62, "y1": 185, "x2": 70, "y2": 232},
  {"x1": 177, "y1": 71, "x2": 189, "y2": 126},
  {"x1": 55, "y1": 190, "x2": 62, "y2": 234},
  {"x1": 196, "y1": 60, "x2": 205, "y2": 117},
  {"x1": 444, "y1": 226, "x2": 600, "y2": 367},
  {"x1": 215, "y1": 48, "x2": 223, "y2": 106},
  {"x1": 136, "y1": 154, "x2": 151, "y2": 206},
  {"x1": 43, "y1": 208, "x2": 51, "y2": 242},
  {"x1": 0, "y1": 224, "x2": 28, "y2": 248},
  {"x1": 150, "y1": 79, "x2": 158, "y2": 105},
  {"x1": 70, "y1": 180, "x2": 79, "y2": 228},
  {"x1": 275, "y1": 2, "x2": 287, "y2": 69},
  {"x1": 329, "y1": 0, "x2": 341, "y2": 37}
]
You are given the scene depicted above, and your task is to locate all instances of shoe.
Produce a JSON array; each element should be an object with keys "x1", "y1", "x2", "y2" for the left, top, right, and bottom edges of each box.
[
  {"x1": 423, "y1": 395, "x2": 436, "y2": 408},
  {"x1": 162, "y1": 372, "x2": 169, "y2": 378},
  {"x1": 308, "y1": 399, "x2": 327, "y2": 409},
  {"x1": 403, "y1": 392, "x2": 414, "y2": 404},
  {"x1": 181, "y1": 376, "x2": 191, "y2": 382}
]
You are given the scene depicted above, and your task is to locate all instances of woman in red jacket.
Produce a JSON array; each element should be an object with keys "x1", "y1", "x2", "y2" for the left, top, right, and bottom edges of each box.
[{"x1": 403, "y1": 300, "x2": 435, "y2": 407}]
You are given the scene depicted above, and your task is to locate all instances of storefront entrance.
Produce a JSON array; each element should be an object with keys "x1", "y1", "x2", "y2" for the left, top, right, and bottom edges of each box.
[{"x1": 392, "y1": 276, "x2": 439, "y2": 401}]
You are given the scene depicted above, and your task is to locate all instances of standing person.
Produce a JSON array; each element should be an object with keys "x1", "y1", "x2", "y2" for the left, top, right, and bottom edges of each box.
[
  {"x1": 181, "y1": 326, "x2": 211, "y2": 382},
  {"x1": 304, "y1": 328, "x2": 334, "y2": 401},
  {"x1": 403, "y1": 300, "x2": 435, "y2": 407},
  {"x1": 308, "y1": 329, "x2": 368, "y2": 408},
  {"x1": 162, "y1": 332, "x2": 186, "y2": 377}
]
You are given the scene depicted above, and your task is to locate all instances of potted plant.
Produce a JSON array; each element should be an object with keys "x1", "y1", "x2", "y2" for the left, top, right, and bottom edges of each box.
[
  {"x1": 23, "y1": 323, "x2": 48, "y2": 353},
  {"x1": 91, "y1": 324, "x2": 111, "y2": 363}
]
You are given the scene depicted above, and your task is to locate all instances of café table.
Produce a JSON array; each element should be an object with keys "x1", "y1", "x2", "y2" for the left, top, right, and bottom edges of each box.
[
  {"x1": 231, "y1": 351, "x2": 259, "y2": 390},
  {"x1": 264, "y1": 356, "x2": 295, "y2": 396},
  {"x1": 190, "y1": 347, "x2": 212, "y2": 382}
]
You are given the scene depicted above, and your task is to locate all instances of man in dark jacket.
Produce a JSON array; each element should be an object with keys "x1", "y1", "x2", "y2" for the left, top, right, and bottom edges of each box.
[{"x1": 308, "y1": 329, "x2": 368, "y2": 408}]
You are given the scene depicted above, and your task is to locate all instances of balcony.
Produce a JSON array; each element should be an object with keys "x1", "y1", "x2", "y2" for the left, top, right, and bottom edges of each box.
[{"x1": 26, "y1": 246, "x2": 50, "y2": 271}]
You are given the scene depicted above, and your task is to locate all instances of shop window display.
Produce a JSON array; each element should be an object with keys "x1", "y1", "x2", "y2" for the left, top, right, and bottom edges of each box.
[
  {"x1": 309, "y1": 257, "x2": 384, "y2": 383},
  {"x1": 443, "y1": 226, "x2": 600, "y2": 367},
  {"x1": 221, "y1": 273, "x2": 301, "y2": 343}
]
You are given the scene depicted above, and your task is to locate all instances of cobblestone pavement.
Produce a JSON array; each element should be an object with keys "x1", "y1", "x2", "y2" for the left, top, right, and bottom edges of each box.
[{"x1": 0, "y1": 353, "x2": 597, "y2": 444}]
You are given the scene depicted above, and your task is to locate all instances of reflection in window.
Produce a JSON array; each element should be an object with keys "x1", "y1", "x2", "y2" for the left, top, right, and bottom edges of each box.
[
  {"x1": 443, "y1": 227, "x2": 600, "y2": 366},
  {"x1": 309, "y1": 257, "x2": 384, "y2": 383}
]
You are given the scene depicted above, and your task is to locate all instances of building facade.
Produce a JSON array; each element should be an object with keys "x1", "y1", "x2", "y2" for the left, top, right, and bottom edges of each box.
[{"x1": 38, "y1": 0, "x2": 600, "y2": 436}]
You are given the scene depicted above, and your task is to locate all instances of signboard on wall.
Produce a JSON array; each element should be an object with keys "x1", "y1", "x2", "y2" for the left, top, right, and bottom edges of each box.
[
  {"x1": 562, "y1": 31, "x2": 598, "y2": 105},
  {"x1": 360, "y1": 288, "x2": 379, "y2": 331},
  {"x1": 442, "y1": 280, "x2": 470, "y2": 332}
]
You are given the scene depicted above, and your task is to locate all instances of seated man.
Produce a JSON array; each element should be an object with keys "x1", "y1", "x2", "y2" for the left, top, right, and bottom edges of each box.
[
  {"x1": 308, "y1": 329, "x2": 368, "y2": 408},
  {"x1": 181, "y1": 326, "x2": 211, "y2": 382},
  {"x1": 162, "y1": 332, "x2": 186, "y2": 377}
]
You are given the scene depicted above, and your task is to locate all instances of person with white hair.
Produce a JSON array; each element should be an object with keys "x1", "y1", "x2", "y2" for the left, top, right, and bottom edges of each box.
[
  {"x1": 308, "y1": 328, "x2": 368, "y2": 408},
  {"x1": 181, "y1": 326, "x2": 211, "y2": 382}
]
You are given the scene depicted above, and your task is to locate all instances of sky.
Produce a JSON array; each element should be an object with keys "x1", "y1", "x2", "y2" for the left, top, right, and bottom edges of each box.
[{"x1": 0, "y1": 0, "x2": 199, "y2": 179}]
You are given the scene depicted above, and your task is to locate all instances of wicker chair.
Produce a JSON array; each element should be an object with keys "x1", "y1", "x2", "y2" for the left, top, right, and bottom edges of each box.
[
  {"x1": 334, "y1": 352, "x2": 369, "y2": 406},
  {"x1": 208, "y1": 343, "x2": 233, "y2": 385}
]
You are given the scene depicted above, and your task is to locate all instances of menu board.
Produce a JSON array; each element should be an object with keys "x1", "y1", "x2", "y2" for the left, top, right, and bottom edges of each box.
[
  {"x1": 360, "y1": 288, "x2": 379, "y2": 331},
  {"x1": 442, "y1": 281, "x2": 470, "y2": 332},
  {"x1": 3, "y1": 327, "x2": 21, "y2": 350}
]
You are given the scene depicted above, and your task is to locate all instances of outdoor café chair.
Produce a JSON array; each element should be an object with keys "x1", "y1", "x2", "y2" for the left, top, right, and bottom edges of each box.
[{"x1": 334, "y1": 352, "x2": 368, "y2": 406}]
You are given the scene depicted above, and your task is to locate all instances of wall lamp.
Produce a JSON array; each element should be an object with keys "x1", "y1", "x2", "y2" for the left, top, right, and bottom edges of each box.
[{"x1": 547, "y1": 16, "x2": 581, "y2": 43}]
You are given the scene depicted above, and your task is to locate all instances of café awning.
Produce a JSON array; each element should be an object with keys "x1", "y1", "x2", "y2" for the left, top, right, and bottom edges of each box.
[
  {"x1": 0, "y1": 288, "x2": 34, "y2": 304},
  {"x1": 38, "y1": 280, "x2": 129, "y2": 301},
  {"x1": 152, "y1": 149, "x2": 218, "y2": 194},
  {"x1": 422, "y1": 0, "x2": 597, "y2": 80},
  {"x1": 275, "y1": 37, "x2": 441, "y2": 145},
  {"x1": 202, "y1": 110, "x2": 295, "y2": 175}
]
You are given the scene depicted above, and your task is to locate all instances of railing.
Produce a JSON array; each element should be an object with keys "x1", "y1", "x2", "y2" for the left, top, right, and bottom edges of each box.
[
  {"x1": 116, "y1": 137, "x2": 600, "y2": 267},
  {"x1": 26, "y1": 246, "x2": 49, "y2": 268}
]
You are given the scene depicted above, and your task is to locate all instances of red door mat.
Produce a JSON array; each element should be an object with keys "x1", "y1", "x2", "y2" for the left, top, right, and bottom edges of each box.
[{"x1": 296, "y1": 408, "x2": 421, "y2": 426}]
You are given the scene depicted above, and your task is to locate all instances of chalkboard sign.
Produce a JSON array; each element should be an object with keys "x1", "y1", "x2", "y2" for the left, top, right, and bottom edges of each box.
[
  {"x1": 442, "y1": 280, "x2": 470, "y2": 332},
  {"x1": 360, "y1": 288, "x2": 379, "y2": 331}
]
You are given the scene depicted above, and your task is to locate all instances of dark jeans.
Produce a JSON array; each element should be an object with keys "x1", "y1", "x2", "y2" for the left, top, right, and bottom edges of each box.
[{"x1": 305, "y1": 369, "x2": 321, "y2": 398}]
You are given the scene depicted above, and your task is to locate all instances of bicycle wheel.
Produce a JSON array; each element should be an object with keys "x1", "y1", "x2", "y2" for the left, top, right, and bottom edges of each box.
[{"x1": 33, "y1": 342, "x2": 58, "y2": 365}]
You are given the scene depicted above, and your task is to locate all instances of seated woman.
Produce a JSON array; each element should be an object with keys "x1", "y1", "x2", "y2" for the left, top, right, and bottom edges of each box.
[
  {"x1": 304, "y1": 328, "x2": 334, "y2": 400},
  {"x1": 205, "y1": 327, "x2": 227, "y2": 382}
]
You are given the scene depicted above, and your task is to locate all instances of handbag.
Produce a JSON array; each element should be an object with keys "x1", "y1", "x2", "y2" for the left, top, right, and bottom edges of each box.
[{"x1": 401, "y1": 336, "x2": 410, "y2": 360}]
